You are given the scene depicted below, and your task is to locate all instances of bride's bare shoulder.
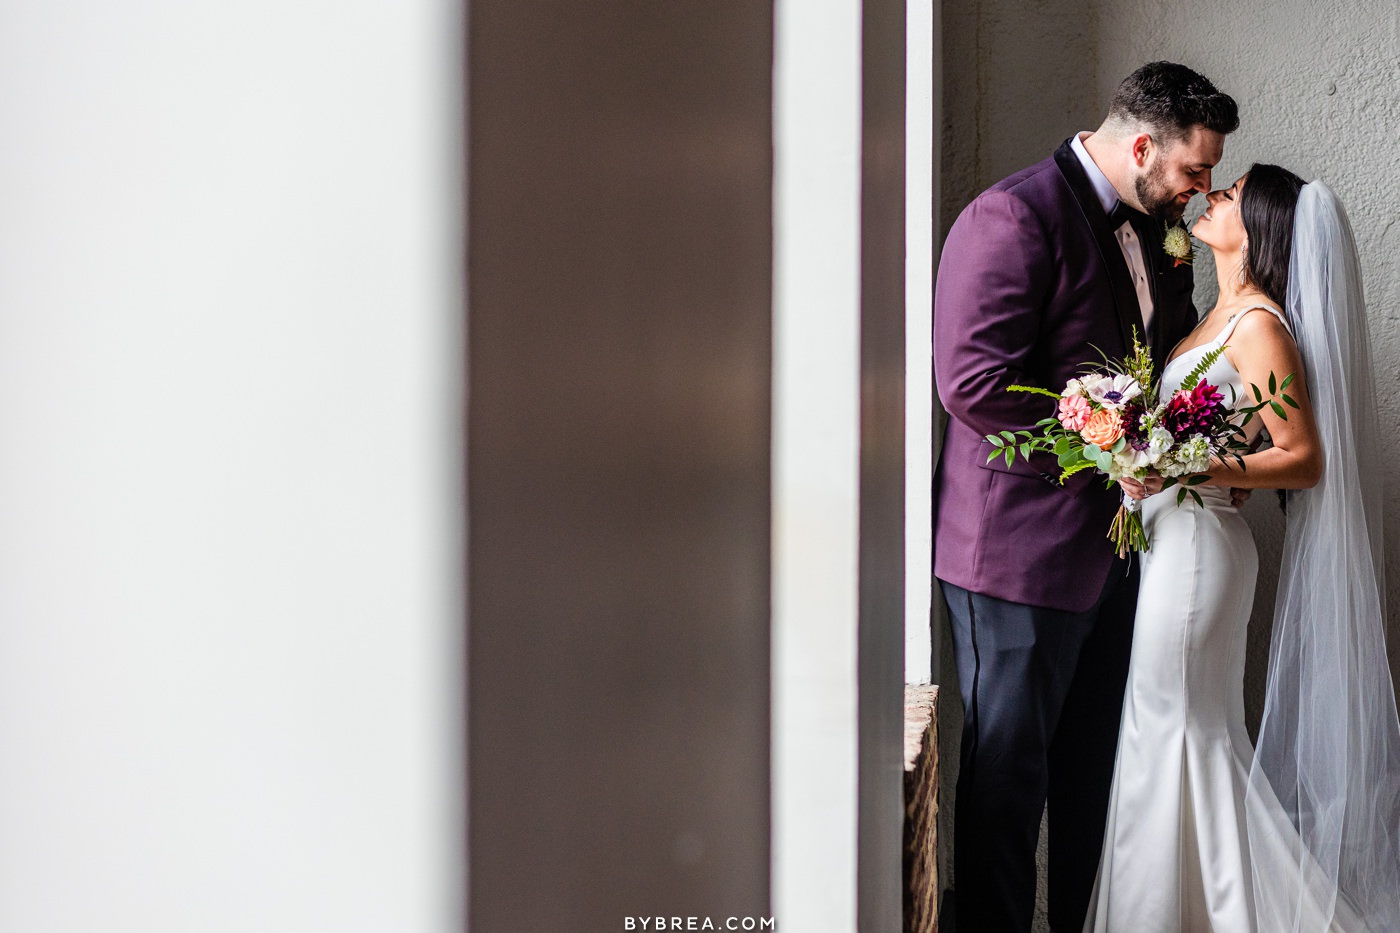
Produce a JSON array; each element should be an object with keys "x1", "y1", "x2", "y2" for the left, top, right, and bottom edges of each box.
[
  {"x1": 1225, "y1": 305, "x2": 1301, "y2": 370},
  {"x1": 1230, "y1": 304, "x2": 1292, "y2": 337}
]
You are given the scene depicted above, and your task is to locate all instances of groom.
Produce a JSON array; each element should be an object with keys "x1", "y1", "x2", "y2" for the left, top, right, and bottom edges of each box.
[{"x1": 933, "y1": 62, "x2": 1238, "y2": 932}]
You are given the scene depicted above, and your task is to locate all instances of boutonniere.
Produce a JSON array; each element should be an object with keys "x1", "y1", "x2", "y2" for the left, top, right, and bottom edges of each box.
[{"x1": 1162, "y1": 223, "x2": 1194, "y2": 268}]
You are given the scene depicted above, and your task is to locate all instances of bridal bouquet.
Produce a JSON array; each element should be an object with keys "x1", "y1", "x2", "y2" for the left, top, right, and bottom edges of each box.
[{"x1": 985, "y1": 333, "x2": 1298, "y2": 556}]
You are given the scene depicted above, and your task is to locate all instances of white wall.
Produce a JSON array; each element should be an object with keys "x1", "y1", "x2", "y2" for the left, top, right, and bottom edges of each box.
[
  {"x1": 938, "y1": 6, "x2": 1400, "y2": 927},
  {"x1": 1093, "y1": 0, "x2": 1400, "y2": 719},
  {"x1": 0, "y1": 3, "x2": 462, "y2": 931},
  {"x1": 941, "y1": 0, "x2": 1400, "y2": 718}
]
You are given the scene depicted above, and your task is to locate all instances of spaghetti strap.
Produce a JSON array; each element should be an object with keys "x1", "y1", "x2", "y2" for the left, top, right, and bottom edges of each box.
[{"x1": 1213, "y1": 303, "x2": 1291, "y2": 345}]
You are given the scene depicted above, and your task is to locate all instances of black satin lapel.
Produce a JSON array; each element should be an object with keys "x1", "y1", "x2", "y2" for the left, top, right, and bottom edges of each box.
[{"x1": 1052, "y1": 140, "x2": 1145, "y2": 360}]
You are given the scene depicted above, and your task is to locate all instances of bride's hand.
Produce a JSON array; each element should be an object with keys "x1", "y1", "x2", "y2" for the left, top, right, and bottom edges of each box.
[{"x1": 1119, "y1": 471, "x2": 1165, "y2": 500}]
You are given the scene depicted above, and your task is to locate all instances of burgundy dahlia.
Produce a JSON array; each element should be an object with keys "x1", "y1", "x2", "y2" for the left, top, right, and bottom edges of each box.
[
  {"x1": 1121, "y1": 401, "x2": 1150, "y2": 450},
  {"x1": 1162, "y1": 382, "x2": 1225, "y2": 437}
]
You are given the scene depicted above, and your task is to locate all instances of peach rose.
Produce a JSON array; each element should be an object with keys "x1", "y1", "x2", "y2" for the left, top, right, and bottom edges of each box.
[{"x1": 1080, "y1": 407, "x2": 1125, "y2": 447}]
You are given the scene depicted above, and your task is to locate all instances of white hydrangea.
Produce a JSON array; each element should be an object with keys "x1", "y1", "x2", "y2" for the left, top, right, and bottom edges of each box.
[
  {"x1": 1146, "y1": 425, "x2": 1175, "y2": 460},
  {"x1": 1161, "y1": 434, "x2": 1211, "y2": 477},
  {"x1": 1158, "y1": 459, "x2": 1189, "y2": 479}
]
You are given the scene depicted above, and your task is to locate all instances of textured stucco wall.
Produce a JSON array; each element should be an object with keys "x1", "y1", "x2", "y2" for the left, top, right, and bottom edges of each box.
[
  {"x1": 938, "y1": 3, "x2": 1400, "y2": 927},
  {"x1": 940, "y1": 0, "x2": 1099, "y2": 236},
  {"x1": 1093, "y1": 0, "x2": 1400, "y2": 734}
]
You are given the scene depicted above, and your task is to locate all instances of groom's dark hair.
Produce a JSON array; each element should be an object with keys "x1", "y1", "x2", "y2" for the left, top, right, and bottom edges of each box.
[{"x1": 1106, "y1": 62, "x2": 1239, "y2": 143}]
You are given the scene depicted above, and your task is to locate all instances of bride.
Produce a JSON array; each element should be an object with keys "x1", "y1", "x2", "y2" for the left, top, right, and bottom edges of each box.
[{"x1": 1083, "y1": 166, "x2": 1400, "y2": 932}]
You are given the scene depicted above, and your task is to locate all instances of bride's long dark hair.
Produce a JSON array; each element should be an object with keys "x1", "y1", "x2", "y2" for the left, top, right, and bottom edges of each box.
[{"x1": 1241, "y1": 163, "x2": 1307, "y2": 306}]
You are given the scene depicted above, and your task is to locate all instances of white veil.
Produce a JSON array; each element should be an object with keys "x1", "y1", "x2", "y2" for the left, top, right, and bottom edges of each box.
[{"x1": 1246, "y1": 181, "x2": 1400, "y2": 931}]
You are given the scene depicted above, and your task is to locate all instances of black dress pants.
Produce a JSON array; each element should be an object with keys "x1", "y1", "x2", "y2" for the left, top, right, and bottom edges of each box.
[{"x1": 940, "y1": 558, "x2": 1137, "y2": 933}]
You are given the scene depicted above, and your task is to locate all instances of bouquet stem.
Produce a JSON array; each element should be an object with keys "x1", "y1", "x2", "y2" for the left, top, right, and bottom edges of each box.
[{"x1": 1108, "y1": 497, "x2": 1149, "y2": 558}]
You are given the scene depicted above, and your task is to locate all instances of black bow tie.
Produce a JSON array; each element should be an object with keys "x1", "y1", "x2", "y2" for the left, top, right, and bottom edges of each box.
[{"x1": 1108, "y1": 200, "x2": 1147, "y2": 229}]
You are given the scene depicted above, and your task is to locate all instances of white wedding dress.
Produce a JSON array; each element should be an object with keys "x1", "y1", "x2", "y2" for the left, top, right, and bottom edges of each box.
[
  {"x1": 1083, "y1": 305, "x2": 1369, "y2": 933},
  {"x1": 1085, "y1": 182, "x2": 1400, "y2": 933}
]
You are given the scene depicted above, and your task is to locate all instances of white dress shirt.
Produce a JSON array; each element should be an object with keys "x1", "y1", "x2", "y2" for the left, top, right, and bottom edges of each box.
[{"x1": 1071, "y1": 131, "x2": 1154, "y2": 339}]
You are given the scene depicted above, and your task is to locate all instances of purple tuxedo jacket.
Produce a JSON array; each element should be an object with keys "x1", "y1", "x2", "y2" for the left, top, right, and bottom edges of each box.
[{"x1": 933, "y1": 138, "x2": 1198, "y2": 613}]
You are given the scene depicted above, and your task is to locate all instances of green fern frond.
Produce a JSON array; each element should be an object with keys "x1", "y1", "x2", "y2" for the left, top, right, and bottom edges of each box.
[
  {"x1": 1179, "y1": 345, "x2": 1227, "y2": 393},
  {"x1": 1058, "y1": 459, "x2": 1097, "y2": 483},
  {"x1": 1006, "y1": 384, "x2": 1063, "y2": 399}
]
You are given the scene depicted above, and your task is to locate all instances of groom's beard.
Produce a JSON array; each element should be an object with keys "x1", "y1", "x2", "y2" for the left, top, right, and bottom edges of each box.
[{"x1": 1135, "y1": 160, "x2": 1186, "y2": 223}]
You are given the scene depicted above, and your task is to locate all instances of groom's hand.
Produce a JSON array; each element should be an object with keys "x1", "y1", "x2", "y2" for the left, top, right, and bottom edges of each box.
[{"x1": 1230, "y1": 487, "x2": 1251, "y2": 508}]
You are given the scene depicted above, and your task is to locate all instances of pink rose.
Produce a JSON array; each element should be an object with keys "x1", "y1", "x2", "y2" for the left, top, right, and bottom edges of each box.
[
  {"x1": 1080, "y1": 408, "x2": 1125, "y2": 447},
  {"x1": 1058, "y1": 394, "x2": 1092, "y2": 431}
]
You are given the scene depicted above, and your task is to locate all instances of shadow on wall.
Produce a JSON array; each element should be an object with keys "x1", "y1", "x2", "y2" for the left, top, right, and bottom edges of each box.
[{"x1": 939, "y1": 0, "x2": 1100, "y2": 235}]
